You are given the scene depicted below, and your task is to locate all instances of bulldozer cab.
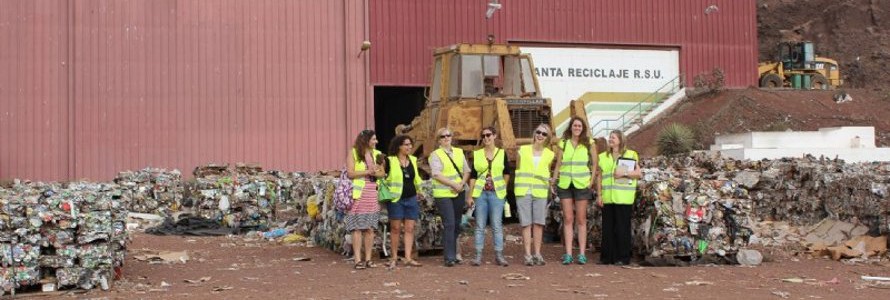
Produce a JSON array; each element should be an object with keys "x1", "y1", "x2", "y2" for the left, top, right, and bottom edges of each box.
[
  {"x1": 776, "y1": 41, "x2": 815, "y2": 70},
  {"x1": 396, "y1": 43, "x2": 555, "y2": 163}
]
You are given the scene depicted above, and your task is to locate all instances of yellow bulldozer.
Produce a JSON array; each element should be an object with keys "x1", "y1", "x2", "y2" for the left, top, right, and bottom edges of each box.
[
  {"x1": 395, "y1": 43, "x2": 586, "y2": 164},
  {"x1": 758, "y1": 41, "x2": 842, "y2": 89}
]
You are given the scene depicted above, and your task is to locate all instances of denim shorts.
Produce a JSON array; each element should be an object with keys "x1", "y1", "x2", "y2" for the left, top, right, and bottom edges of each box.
[
  {"x1": 387, "y1": 195, "x2": 420, "y2": 220},
  {"x1": 556, "y1": 185, "x2": 595, "y2": 201}
]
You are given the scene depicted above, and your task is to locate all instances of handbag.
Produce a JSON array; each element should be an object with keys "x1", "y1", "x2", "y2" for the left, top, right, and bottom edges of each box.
[
  {"x1": 377, "y1": 180, "x2": 396, "y2": 202},
  {"x1": 333, "y1": 168, "x2": 354, "y2": 212}
]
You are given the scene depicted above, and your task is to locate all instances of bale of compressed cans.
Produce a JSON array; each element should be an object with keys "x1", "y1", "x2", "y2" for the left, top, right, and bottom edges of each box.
[
  {"x1": 0, "y1": 181, "x2": 128, "y2": 293},
  {"x1": 186, "y1": 164, "x2": 283, "y2": 230},
  {"x1": 287, "y1": 172, "x2": 443, "y2": 255},
  {"x1": 115, "y1": 168, "x2": 185, "y2": 217}
]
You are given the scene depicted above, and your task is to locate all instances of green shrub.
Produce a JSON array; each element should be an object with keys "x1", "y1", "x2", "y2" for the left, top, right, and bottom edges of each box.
[{"x1": 658, "y1": 123, "x2": 696, "y2": 156}]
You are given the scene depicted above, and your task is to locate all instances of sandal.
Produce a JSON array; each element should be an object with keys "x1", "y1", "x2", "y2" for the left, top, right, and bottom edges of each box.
[
  {"x1": 386, "y1": 259, "x2": 397, "y2": 268},
  {"x1": 354, "y1": 260, "x2": 366, "y2": 270},
  {"x1": 364, "y1": 260, "x2": 378, "y2": 268},
  {"x1": 405, "y1": 259, "x2": 422, "y2": 267}
]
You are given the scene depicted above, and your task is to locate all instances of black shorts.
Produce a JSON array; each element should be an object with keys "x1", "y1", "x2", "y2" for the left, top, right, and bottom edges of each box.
[{"x1": 556, "y1": 185, "x2": 595, "y2": 201}]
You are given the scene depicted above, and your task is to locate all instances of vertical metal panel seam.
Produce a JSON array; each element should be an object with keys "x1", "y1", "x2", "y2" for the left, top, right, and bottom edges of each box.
[{"x1": 67, "y1": 0, "x2": 75, "y2": 179}]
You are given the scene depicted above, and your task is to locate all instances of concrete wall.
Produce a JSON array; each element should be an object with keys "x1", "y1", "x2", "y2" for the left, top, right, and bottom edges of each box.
[{"x1": 711, "y1": 127, "x2": 890, "y2": 163}]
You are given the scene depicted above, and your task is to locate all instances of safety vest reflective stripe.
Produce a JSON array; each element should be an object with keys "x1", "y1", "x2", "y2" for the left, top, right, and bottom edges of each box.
[
  {"x1": 562, "y1": 171, "x2": 592, "y2": 178},
  {"x1": 562, "y1": 161, "x2": 588, "y2": 167},
  {"x1": 602, "y1": 174, "x2": 613, "y2": 179},
  {"x1": 602, "y1": 185, "x2": 637, "y2": 191},
  {"x1": 514, "y1": 183, "x2": 549, "y2": 189}
]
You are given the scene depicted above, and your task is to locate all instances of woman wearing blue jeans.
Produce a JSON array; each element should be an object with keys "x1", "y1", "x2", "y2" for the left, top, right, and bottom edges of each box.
[{"x1": 468, "y1": 127, "x2": 513, "y2": 266}]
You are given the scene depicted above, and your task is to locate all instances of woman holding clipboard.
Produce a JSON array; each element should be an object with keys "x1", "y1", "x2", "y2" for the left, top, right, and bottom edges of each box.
[{"x1": 596, "y1": 130, "x2": 641, "y2": 265}]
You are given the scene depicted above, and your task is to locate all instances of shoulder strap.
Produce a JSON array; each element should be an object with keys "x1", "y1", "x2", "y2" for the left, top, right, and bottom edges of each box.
[
  {"x1": 444, "y1": 150, "x2": 463, "y2": 174},
  {"x1": 479, "y1": 149, "x2": 500, "y2": 177}
]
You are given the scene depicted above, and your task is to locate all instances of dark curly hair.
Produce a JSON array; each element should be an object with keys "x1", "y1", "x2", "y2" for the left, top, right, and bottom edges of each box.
[{"x1": 388, "y1": 135, "x2": 414, "y2": 156}]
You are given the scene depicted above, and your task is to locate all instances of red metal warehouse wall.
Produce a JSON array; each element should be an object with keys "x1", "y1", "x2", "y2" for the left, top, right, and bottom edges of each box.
[
  {"x1": 0, "y1": 0, "x2": 372, "y2": 181},
  {"x1": 369, "y1": 0, "x2": 757, "y2": 88}
]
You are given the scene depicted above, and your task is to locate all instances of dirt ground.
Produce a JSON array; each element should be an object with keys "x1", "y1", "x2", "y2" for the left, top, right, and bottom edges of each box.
[
  {"x1": 629, "y1": 88, "x2": 890, "y2": 157},
  {"x1": 55, "y1": 225, "x2": 885, "y2": 300}
]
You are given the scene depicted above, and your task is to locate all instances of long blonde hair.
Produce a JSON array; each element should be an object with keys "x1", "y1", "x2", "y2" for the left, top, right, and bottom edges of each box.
[{"x1": 609, "y1": 130, "x2": 627, "y2": 156}]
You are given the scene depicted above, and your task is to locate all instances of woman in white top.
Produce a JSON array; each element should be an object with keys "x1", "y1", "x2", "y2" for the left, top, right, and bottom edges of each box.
[{"x1": 514, "y1": 124, "x2": 556, "y2": 266}]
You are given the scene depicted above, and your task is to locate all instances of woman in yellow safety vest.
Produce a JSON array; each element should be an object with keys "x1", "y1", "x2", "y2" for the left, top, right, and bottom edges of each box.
[
  {"x1": 383, "y1": 135, "x2": 424, "y2": 268},
  {"x1": 429, "y1": 127, "x2": 470, "y2": 267},
  {"x1": 514, "y1": 124, "x2": 555, "y2": 266},
  {"x1": 467, "y1": 127, "x2": 513, "y2": 267},
  {"x1": 553, "y1": 117, "x2": 599, "y2": 265},
  {"x1": 596, "y1": 130, "x2": 641, "y2": 265},
  {"x1": 345, "y1": 129, "x2": 385, "y2": 270}
]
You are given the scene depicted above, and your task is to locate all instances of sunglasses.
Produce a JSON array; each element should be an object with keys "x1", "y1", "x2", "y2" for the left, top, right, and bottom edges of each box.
[
  {"x1": 481, "y1": 133, "x2": 493, "y2": 138},
  {"x1": 439, "y1": 133, "x2": 452, "y2": 139},
  {"x1": 534, "y1": 130, "x2": 549, "y2": 137}
]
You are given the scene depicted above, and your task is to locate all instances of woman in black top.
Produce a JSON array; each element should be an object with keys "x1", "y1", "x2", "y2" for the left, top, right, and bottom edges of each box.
[{"x1": 383, "y1": 135, "x2": 423, "y2": 267}]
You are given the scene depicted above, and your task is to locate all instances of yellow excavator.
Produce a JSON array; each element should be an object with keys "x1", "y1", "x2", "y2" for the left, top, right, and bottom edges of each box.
[
  {"x1": 395, "y1": 43, "x2": 586, "y2": 164},
  {"x1": 758, "y1": 41, "x2": 842, "y2": 89}
]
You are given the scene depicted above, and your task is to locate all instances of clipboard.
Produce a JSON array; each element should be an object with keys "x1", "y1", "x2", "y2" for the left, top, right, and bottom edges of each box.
[{"x1": 615, "y1": 158, "x2": 636, "y2": 184}]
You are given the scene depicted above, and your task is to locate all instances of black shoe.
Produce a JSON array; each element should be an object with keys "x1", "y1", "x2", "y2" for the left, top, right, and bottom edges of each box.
[
  {"x1": 613, "y1": 261, "x2": 627, "y2": 266},
  {"x1": 444, "y1": 260, "x2": 456, "y2": 267}
]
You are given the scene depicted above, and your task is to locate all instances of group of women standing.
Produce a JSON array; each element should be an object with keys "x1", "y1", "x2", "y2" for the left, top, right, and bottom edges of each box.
[{"x1": 344, "y1": 117, "x2": 640, "y2": 269}]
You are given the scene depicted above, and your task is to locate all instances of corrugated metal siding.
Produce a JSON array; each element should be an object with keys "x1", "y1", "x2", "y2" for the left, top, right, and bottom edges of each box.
[
  {"x1": 0, "y1": 0, "x2": 70, "y2": 181},
  {"x1": 370, "y1": 0, "x2": 757, "y2": 88},
  {"x1": 0, "y1": 0, "x2": 371, "y2": 181}
]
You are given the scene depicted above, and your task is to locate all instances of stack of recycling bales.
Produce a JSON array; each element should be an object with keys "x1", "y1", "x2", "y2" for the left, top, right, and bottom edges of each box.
[
  {"x1": 635, "y1": 158, "x2": 755, "y2": 263},
  {"x1": 742, "y1": 156, "x2": 890, "y2": 233},
  {"x1": 187, "y1": 164, "x2": 282, "y2": 229},
  {"x1": 114, "y1": 168, "x2": 184, "y2": 217},
  {"x1": 0, "y1": 181, "x2": 128, "y2": 293},
  {"x1": 288, "y1": 172, "x2": 443, "y2": 255},
  {"x1": 634, "y1": 152, "x2": 890, "y2": 264}
]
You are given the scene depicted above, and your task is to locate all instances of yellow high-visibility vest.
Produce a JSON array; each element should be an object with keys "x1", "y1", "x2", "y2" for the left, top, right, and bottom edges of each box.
[
  {"x1": 430, "y1": 148, "x2": 466, "y2": 198},
  {"x1": 384, "y1": 155, "x2": 423, "y2": 202},
  {"x1": 351, "y1": 148, "x2": 383, "y2": 199},
  {"x1": 557, "y1": 138, "x2": 593, "y2": 189},
  {"x1": 471, "y1": 148, "x2": 507, "y2": 199},
  {"x1": 514, "y1": 145, "x2": 555, "y2": 199},
  {"x1": 598, "y1": 149, "x2": 639, "y2": 205}
]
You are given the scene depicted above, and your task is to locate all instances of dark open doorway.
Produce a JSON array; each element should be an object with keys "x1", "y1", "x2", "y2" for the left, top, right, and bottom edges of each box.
[{"x1": 373, "y1": 86, "x2": 426, "y2": 154}]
